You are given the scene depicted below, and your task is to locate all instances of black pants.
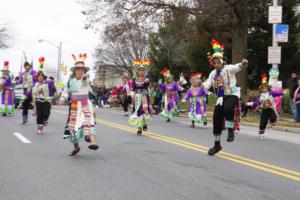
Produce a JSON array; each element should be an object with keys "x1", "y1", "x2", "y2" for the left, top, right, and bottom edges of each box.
[
  {"x1": 213, "y1": 95, "x2": 239, "y2": 136},
  {"x1": 22, "y1": 96, "x2": 32, "y2": 117},
  {"x1": 121, "y1": 95, "x2": 132, "y2": 112},
  {"x1": 36, "y1": 101, "x2": 51, "y2": 124},
  {"x1": 259, "y1": 108, "x2": 277, "y2": 134},
  {"x1": 64, "y1": 103, "x2": 72, "y2": 136}
]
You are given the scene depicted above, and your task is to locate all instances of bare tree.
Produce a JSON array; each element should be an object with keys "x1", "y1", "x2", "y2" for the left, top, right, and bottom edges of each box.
[
  {"x1": 82, "y1": 0, "x2": 249, "y2": 94},
  {"x1": 0, "y1": 23, "x2": 11, "y2": 49},
  {"x1": 93, "y1": 24, "x2": 150, "y2": 76}
]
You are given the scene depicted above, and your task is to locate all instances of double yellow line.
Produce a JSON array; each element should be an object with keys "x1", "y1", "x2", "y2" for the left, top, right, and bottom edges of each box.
[{"x1": 53, "y1": 109, "x2": 300, "y2": 182}]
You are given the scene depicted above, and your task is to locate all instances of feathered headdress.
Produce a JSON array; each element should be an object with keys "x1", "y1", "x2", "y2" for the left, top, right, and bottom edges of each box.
[
  {"x1": 261, "y1": 73, "x2": 268, "y2": 84},
  {"x1": 208, "y1": 39, "x2": 225, "y2": 64},
  {"x1": 160, "y1": 68, "x2": 173, "y2": 78},
  {"x1": 71, "y1": 53, "x2": 89, "y2": 72},
  {"x1": 133, "y1": 58, "x2": 151, "y2": 68},
  {"x1": 190, "y1": 73, "x2": 202, "y2": 81},
  {"x1": 132, "y1": 58, "x2": 151, "y2": 78},
  {"x1": 38, "y1": 57, "x2": 45, "y2": 70},
  {"x1": 72, "y1": 53, "x2": 87, "y2": 64},
  {"x1": 2, "y1": 61, "x2": 9, "y2": 72}
]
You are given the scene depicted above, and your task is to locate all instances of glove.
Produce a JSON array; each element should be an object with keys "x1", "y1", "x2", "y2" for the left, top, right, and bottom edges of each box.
[{"x1": 216, "y1": 97, "x2": 223, "y2": 106}]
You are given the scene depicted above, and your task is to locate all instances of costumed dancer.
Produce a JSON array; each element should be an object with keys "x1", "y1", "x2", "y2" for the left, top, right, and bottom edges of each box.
[
  {"x1": 128, "y1": 59, "x2": 151, "y2": 135},
  {"x1": 255, "y1": 74, "x2": 282, "y2": 140},
  {"x1": 184, "y1": 73, "x2": 208, "y2": 128},
  {"x1": 59, "y1": 53, "x2": 99, "y2": 156},
  {"x1": 17, "y1": 61, "x2": 37, "y2": 124},
  {"x1": 0, "y1": 61, "x2": 15, "y2": 116},
  {"x1": 159, "y1": 68, "x2": 183, "y2": 122},
  {"x1": 120, "y1": 73, "x2": 132, "y2": 116},
  {"x1": 255, "y1": 75, "x2": 278, "y2": 140},
  {"x1": 32, "y1": 57, "x2": 52, "y2": 134},
  {"x1": 202, "y1": 39, "x2": 248, "y2": 156}
]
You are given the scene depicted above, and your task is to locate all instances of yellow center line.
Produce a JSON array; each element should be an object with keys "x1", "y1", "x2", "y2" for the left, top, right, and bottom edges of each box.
[{"x1": 53, "y1": 109, "x2": 300, "y2": 182}]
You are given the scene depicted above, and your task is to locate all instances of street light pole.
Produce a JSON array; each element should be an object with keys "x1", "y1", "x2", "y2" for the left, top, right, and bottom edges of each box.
[
  {"x1": 38, "y1": 39, "x2": 62, "y2": 88},
  {"x1": 57, "y1": 41, "x2": 62, "y2": 86}
]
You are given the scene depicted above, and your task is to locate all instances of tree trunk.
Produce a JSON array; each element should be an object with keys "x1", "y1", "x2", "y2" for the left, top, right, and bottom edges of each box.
[{"x1": 231, "y1": 1, "x2": 248, "y2": 98}]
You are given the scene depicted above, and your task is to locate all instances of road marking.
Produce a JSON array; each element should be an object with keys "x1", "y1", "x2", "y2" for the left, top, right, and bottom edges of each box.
[
  {"x1": 13, "y1": 132, "x2": 31, "y2": 144},
  {"x1": 53, "y1": 109, "x2": 300, "y2": 182}
]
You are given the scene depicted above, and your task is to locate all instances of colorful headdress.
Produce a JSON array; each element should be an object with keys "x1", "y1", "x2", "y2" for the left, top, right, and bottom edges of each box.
[
  {"x1": 38, "y1": 57, "x2": 45, "y2": 71},
  {"x1": 71, "y1": 53, "x2": 89, "y2": 72},
  {"x1": 208, "y1": 39, "x2": 224, "y2": 64},
  {"x1": 72, "y1": 53, "x2": 87, "y2": 64},
  {"x1": 33, "y1": 57, "x2": 47, "y2": 79},
  {"x1": 160, "y1": 68, "x2": 173, "y2": 78},
  {"x1": 133, "y1": 58, "x2": 151, "y2": 69},
  {"x1": 190, "y1": 73, "x2": 202, "y2": 81},
  {"x1": 132, "y1": 58, "x2": 151, "y2": 77},
  {"x1": 2, "y1": 61, "x2": 9, "y2": 72},
  {"x1": 261, "y1": 74, "x2": 268, "y2": 84}
]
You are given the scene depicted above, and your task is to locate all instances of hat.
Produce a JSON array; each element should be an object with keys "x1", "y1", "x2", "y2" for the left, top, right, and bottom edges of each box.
[
  {"x1": 38, "y1": 57, "x2": 45, "y2": 72},
  {"x1": 133, "y1": 58, "x2": 151, "y2": 69},
  {"x1": 2, "y1": 61, "x2": 9, "y2": 72},
  {"x1": 133, "y1": 58, "x2": 151, "y2": 77},
  {"x1": 190, "y1": 73, "x2": 202, "y2": 81},
  {"x1": 261, "y1": 73, "x2": 268, "y2": 84},
  {"x1": 160, "y1": 68, "x2": 173, "y2": 78},
  {"x1": 71, "y1": 53, "x2": 89, "y2": 72},
  {"x1": 208, "y1": 39, "x2": 224, "y2": 64}
]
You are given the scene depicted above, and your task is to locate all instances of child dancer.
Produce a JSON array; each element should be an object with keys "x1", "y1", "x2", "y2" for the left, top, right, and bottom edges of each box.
[
  {"x1": 159, "y1": 68, "x2": 183, "y2": 122},
  {"x1": 256, "y1": 75, "x2": 278, "y2": 140},
  {"x1": 184, "y1": 73, "x2": 208, "y2": 128}
]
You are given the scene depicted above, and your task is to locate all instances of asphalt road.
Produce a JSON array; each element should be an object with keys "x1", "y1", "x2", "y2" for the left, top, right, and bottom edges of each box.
[{"x1": 0, "y1": 106, "x2": 300, "y2": 200}]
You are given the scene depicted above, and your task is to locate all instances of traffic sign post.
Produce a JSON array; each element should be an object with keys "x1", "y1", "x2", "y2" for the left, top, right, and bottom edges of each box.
[
  {"x1": 268, "y1": 6, "x2": 282, "y2": 24},
  {"x1": 268, "y1": 0, "x2": 281, "y2": 69},
  {"x1": 275, "y1": 24, "x2": 289, "y2": 43},
  {"x1": 268, "y1": 46, "x2": 281, "y2": 64}
]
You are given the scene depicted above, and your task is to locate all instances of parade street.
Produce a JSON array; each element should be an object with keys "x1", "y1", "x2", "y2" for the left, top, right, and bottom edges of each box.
[{"x1": 0, "y1": 106, "x2": 299, "y2": 200}]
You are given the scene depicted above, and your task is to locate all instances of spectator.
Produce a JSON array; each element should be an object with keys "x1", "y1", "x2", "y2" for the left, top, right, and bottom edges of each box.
[
  {"x1": 97, "y1": 87, "x2": 104, "y2": 107},
  {"x1": 108, "y1": 86, "x2": 120, "y2": 106},
  {"x1": 293, "y1": 79, "x2": 300, "y2": 122},
  {"x1": 241, "y1": 92, "x2": 260, "y2": 117},
  {"x1": 289, "y1": 72, "x2": 298, "y2": 120}
]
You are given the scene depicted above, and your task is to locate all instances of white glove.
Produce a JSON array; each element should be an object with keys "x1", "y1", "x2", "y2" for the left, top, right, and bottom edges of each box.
[
  {"x1": 246, "y1": 102, "x2": 254, "y2": 106},
  {"x1": 216, "y1": 97, "x2": 223, "y2": 106}
]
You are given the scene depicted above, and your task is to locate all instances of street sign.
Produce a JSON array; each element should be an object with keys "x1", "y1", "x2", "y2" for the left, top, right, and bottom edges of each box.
[
  {"x1": 269, "y1": 6, "x2": 282, "y2": 24},
  {"x1": 268, "y1": 46, "x2": 281, "y2": 64},
  {"x1": 275, "y1": 24, "x2": 289, "y2": 42}
]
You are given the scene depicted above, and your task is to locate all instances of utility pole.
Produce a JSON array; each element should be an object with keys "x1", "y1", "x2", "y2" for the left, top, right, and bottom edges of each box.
[{"x1": 272, "y1": 0, "x2": 279, "y2": 70}]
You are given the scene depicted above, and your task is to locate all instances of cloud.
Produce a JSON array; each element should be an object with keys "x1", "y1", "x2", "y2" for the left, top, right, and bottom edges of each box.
[{"x1": 0, "y1": 0, "x2": 99, "y2": 80}]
